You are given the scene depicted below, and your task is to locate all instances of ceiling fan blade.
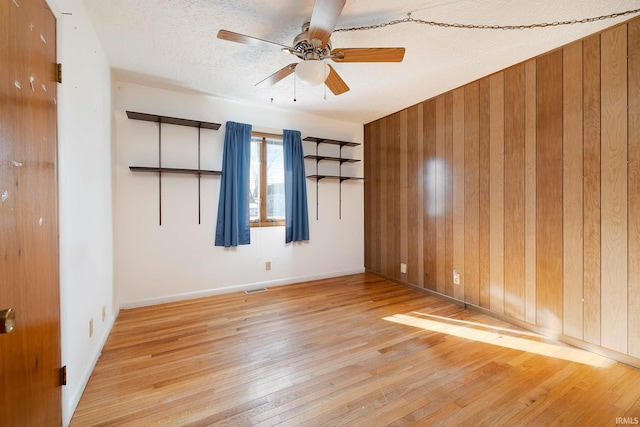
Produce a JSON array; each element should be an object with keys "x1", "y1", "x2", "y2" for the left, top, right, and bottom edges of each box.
[
  {"x1": 308, "y1": 0, "x2": 346, "y2": 48},
  {"x1": 217, "y1": 29, "x2": 292, "y2": 51},
  {"x1": 325, "y1": 65, "x2": 349, "y2": 96},
  {"x1": 255, "y1": 63, "x2": 297, "y2": 87},
  {"x1": 331, "y1": 48, "x2": 406, "y2": 63}
]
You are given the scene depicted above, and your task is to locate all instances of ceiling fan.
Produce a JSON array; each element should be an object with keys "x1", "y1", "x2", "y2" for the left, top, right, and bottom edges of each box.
[{"x1": 217, "y1": 0, "x2": 405, "y2": 96}]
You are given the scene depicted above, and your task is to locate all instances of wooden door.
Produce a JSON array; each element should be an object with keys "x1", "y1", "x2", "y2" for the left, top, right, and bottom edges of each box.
[{"x1": 1, "y1": 0, "x2": 61, "y2": 425}]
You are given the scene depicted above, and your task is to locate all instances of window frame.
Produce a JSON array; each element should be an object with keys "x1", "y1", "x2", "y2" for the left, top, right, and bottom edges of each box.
[{"x1": 250, "y1": 132, "x2": 285, "y2": 228}]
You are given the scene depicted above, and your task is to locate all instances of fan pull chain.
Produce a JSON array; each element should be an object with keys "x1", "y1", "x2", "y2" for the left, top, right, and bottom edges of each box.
[{"x1": 293, "y1": 73, "x2": 297, "y2": 102}]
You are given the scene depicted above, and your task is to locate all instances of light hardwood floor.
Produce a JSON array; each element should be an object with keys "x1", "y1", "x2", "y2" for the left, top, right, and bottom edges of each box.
[{"x1": 71, "y1": 274, "x2": 640, "y2": 426}]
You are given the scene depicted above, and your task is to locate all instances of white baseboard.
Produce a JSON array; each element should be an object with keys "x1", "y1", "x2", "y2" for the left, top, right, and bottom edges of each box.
[{"x1": 120, "y1": 268, "x2": 366, "y2": 309}]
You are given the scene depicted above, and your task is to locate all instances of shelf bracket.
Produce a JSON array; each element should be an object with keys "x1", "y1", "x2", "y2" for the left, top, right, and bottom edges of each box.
[
  {"x1": 198, "y1": 126, "x2": 201, "y2": 225},
  {"x1": 158, "y1": 120, "x2": 162, "y2": 226},
  {"x1": 316, "y1": 142, "x2": 319, "y2": 220}
]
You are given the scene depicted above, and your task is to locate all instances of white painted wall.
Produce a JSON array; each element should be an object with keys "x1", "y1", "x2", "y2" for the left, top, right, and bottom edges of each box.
[
  {"x1": 49, "y1": 2, "x2": 362, "y2": 421},
  {"x1": 54, "y1": 0, "x2": 115, "y2": 424},
  {"x1": 115, "y1": 82, "x2": 364, "y2": 307}
]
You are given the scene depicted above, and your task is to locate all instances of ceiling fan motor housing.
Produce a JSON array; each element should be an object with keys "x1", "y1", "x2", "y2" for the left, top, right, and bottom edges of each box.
[{"x1": 293, "y1": 22, "x2": 332, "y2": 60}]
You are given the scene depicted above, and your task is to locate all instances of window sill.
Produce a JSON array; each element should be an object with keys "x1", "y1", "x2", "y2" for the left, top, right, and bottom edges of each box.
[{"x1": 250, "y1": 221, "x2": 285, "y2": 228}]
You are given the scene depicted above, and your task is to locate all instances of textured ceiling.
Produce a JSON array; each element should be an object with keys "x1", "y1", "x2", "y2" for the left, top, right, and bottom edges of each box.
[{"x1": 81, "y1": 0, "x2": 640, "y2": 124}]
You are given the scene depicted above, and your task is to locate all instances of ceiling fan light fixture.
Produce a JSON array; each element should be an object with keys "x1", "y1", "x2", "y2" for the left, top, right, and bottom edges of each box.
[{"x1": 295, "y1": 60, "x2": 329, "y2": 86}]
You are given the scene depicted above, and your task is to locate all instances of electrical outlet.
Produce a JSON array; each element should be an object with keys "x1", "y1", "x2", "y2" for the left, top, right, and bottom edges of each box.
[
  {"x1": 453, "y1": 269, "x2": 460, "y2": 285},
  {"x1": 89, "y1": 319, "x2": 93, "y2": 338},
  {"x1": 400, "y1": 263, "x2": 407, "y2": 274},
  {"x1": 102, "y1": 306, "x2": 106, "y2": 322},
  {"x1": 265, "y1": 261, "x2": 271, "y2": 271}
]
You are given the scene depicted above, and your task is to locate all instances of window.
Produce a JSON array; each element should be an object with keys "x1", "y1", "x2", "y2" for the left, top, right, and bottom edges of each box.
[{"x1": 249, "y1": 133, "x2": 285, "y2": 227}]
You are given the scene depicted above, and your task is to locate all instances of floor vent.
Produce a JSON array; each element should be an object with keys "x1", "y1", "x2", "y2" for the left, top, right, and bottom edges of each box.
[{"x1": 244, "y1": 288, "x2": 268, "y2": 294}]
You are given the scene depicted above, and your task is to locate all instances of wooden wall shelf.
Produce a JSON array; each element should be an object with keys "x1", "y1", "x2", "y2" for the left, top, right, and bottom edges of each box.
[
  {"x1": 129, "y1": 167, "x2": 222, "y2": 176},
  {"x1": 126, "y1": 111, "x2": 221, "y2": 130},
  {"x1": 307, "y1": 175, "x2": 363, "y2": 182},
  {"x1": 302, "y1": 136, "x2": 359, "y2": 148},
  {"x1": 126, "y1": 110, "x2": 221, "y2": 225},
  {"x1": 304, "y1": 155, "x2": 359, "y2": 164},
  {"x1": 303, "y1": 136, "x2": 362, "y2": 219}
]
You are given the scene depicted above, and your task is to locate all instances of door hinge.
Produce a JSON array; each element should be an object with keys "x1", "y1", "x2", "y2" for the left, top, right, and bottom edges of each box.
[
  {"x1": 56, "y1": 63, "x2": 62, "y2": 83},
  {"x1": 60, "y1": 365, "x2": 67, "y2": 386}
]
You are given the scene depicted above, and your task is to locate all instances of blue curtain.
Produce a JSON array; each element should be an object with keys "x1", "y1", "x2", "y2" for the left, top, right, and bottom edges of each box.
[
  {"x1": 283, "y1": 129, "x2": 309, "y2": 243},
  {"x1": 215, "y1": 121, "x2": 252, "y2": 247}
]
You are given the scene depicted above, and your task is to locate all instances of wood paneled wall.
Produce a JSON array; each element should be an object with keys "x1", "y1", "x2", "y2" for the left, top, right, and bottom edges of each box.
[{"x1": 364, "y1": 17, "x2": 640, "y2": 362}]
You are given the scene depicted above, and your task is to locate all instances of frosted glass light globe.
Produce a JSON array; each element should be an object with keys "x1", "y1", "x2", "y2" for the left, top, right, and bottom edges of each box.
[{"x1": 295, "y1": 60, "x2": 329, "y2": 86}]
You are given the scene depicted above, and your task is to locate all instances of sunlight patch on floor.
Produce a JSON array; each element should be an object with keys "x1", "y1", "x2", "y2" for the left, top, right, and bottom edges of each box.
[
  {"x1": 383, "y1": 313, "x2": 614, "y2": 368},
  {"x1": 410, "y1": 312, "x2": 544, "y2": 338}
]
